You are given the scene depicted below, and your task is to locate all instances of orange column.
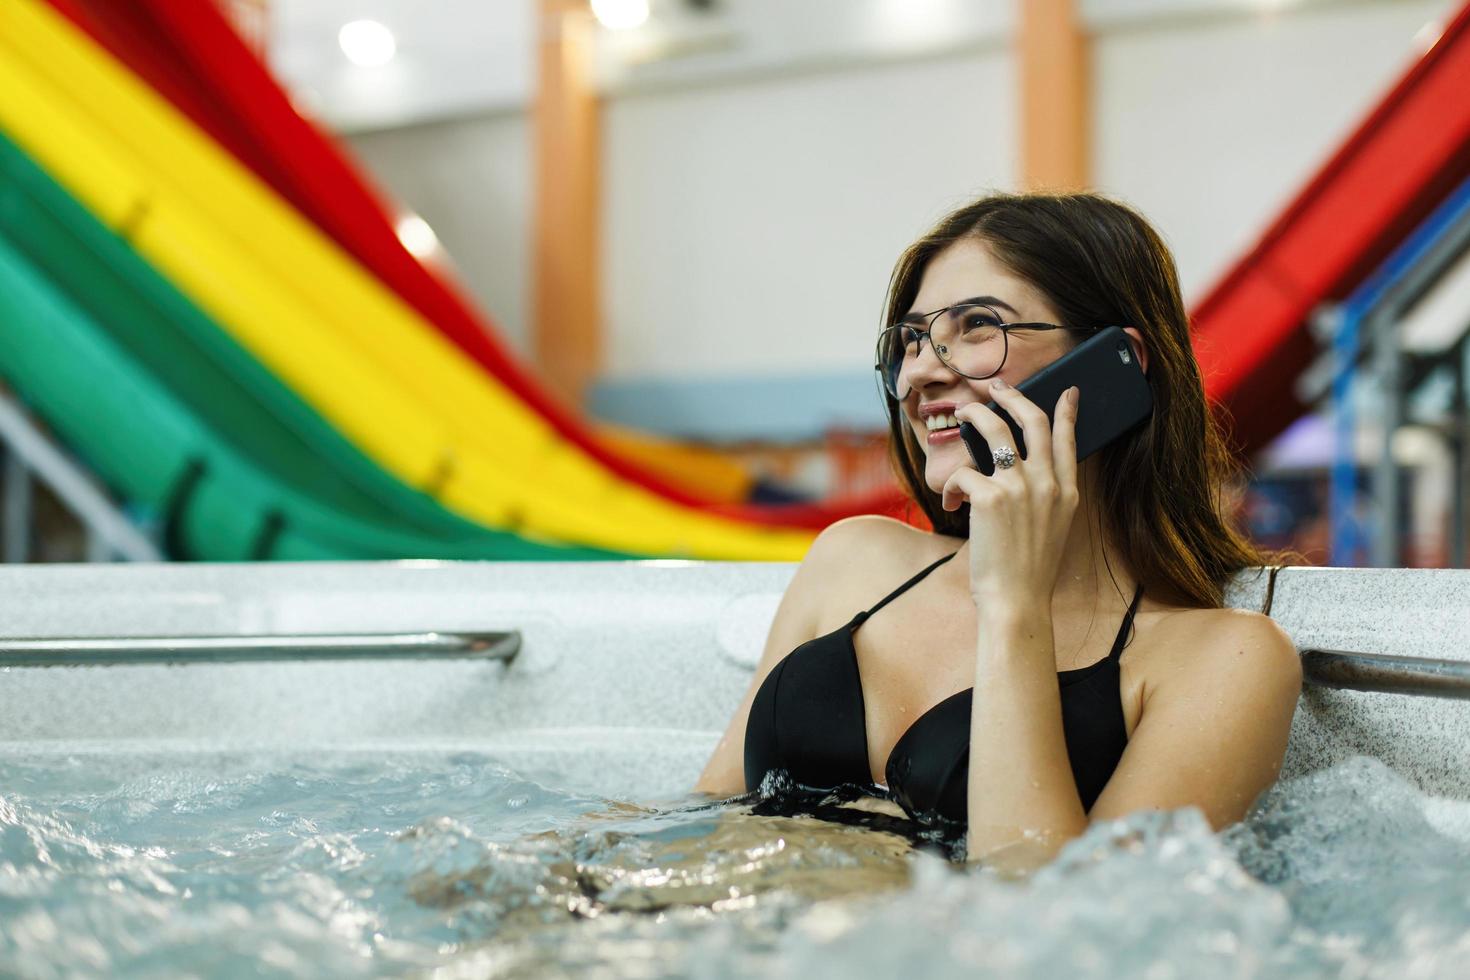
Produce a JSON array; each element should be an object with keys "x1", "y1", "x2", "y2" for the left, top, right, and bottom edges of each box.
[
  {"x1": 532, "y1": 0, "x2": 602, "y2": 409},
  {"x1": 1018, "y1": 0, "x2": 1090, "y2": 192}
]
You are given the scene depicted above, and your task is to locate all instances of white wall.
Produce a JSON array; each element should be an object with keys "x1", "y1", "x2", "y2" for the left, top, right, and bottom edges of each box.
[
  {"x1": 1092, "y1": 0, "x2": 1453, "y2": 302},
  {"x1": 601, "y1": 50, "x2": 1015, "y2": 381}
]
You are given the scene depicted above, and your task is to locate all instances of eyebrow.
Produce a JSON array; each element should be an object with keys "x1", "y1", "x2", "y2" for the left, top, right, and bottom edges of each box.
[{"x1": 901, "y1": 295, "x2": 1021, "y2": 322}]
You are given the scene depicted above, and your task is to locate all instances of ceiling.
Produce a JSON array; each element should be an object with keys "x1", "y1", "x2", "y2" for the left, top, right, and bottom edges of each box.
[
  {"x1": 264, "y1": 0, "x2": 1397, "y2": 132},
  {"x1": 267, "y1": 0, "x2": 535, "y2": 131}
]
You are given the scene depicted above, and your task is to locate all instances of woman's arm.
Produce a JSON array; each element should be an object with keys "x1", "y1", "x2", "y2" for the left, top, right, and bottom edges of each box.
[
  {"x1": 964, "y1": 599, "x2": 1087, "y2": 866},
  {"x1": 692, "y1": 516, "x2": 897, "y2": 796},
  {"x1": 947, "y1": 381, "x2": 1301, "y2": 869},
  {"x1": 1085, "y1": 609, "x2": 1302, "y2": 827},
  {"x1": 964, "y1": 604, "x2": 1301, "y2": 869}
]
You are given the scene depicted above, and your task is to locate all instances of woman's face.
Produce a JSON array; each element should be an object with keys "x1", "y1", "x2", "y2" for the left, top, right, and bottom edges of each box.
[{"x1": 897, "y1": 239, "x2": 1073, "y2": 495}]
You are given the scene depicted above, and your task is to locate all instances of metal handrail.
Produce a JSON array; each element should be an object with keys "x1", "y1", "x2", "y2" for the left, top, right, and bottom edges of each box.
[
  {"x1": 0, "y1": 388, "x2": 162, "y2": 562},
  {"x1": 0, "y1": 631, "x2": 521, "y2": 668},
  {"x1": 1301, "y1": 648, "x2": 1470, "y2": 700}
]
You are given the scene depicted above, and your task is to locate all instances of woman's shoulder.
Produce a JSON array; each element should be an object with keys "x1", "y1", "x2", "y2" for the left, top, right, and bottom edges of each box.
[
  {"x1": 804, "y1": 514, "x2": 957, "y2": 571},
  {"x1": 1137, "y1": 602, "x2": 1301, "y2": 689},
  {"x1": 1148, "y1": 601, "x2": 1292, "y2": 641},
  {"x1": 785, "y1": 515, "x2": 961, "y2": 626}
]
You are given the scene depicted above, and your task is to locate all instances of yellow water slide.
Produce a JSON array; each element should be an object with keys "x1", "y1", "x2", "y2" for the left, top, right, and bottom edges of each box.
[{"x1": 0, "y1": 0, "x2": 812, "y2": 559}]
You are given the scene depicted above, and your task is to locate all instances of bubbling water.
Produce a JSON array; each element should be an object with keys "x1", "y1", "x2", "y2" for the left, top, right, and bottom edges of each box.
[{"x1": 1, "y1": 751, "x2": 1468, "y2": 979}]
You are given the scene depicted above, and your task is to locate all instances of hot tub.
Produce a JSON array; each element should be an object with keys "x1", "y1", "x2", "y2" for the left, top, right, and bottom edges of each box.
[{"x1": 3, "y1": 561, "x2": 1469, "y2": 978}]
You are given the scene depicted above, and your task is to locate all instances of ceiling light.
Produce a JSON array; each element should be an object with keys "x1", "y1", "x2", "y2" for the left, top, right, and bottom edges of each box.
[
  {"x1": 339, "y1": 19, "x2": 397, "y2": 68},
  {"x1": 590, "y1": 0, "x2": 650, "y2": 31},
  {"x1": 396, "y1": 214, "x2": 439, "y2": 259}
]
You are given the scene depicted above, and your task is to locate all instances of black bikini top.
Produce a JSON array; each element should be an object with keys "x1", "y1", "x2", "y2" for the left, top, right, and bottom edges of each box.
[{"x1": 744, "y1": 551, "x2": 1143, "y2": 829}]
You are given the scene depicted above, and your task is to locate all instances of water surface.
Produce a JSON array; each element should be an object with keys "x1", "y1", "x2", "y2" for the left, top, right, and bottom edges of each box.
[{"x1": 2, "y1": 749, "x2": 1468, "y2": 978}]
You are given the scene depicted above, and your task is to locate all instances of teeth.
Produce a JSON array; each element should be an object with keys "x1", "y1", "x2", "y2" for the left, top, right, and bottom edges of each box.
[{"x1": 924, "y1": 413, "x2": 959, "y2": 431}]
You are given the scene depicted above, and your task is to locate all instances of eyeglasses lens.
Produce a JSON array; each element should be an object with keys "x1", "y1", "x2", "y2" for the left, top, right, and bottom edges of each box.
[{"x1": 876, "y1": 304, "x2": 1007, "y2": 399}]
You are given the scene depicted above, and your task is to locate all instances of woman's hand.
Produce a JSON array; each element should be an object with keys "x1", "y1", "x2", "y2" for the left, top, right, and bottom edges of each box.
[{"x1": 941, "y1": 381, "x2": 1081, "y2": 606}]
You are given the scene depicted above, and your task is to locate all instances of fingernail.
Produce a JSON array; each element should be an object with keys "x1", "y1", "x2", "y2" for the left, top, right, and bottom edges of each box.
[
  {"x1": 992, "y1": 378, "x2": 1008, "y2": 390},
  {"x1": 1069, "y1": 386, "x2": 1080, "y2": 405}
]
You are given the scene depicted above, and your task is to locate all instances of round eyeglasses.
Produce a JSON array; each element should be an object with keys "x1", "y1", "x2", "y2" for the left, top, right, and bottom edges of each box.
[{"x1": 874, "y1": 303, "x2": 1099, "y2": 400}]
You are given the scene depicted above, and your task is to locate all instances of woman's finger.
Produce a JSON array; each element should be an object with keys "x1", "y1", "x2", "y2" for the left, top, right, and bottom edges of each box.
[
  {"x1": 986, "y1": 379, "x2": 1054, "y2": 473},
  {"x1": 954, "y1": 401, "x2": 1021, "y2": 475},
  {"x1": 1051, "y1": 386, "x2": 1080, "y2": 493},
  {"x1": 941, "y1": 466, "x2": 989, "y2": 512}
]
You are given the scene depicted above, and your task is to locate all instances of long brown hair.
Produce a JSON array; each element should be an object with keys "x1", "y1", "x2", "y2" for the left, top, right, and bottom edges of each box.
[{"x1": 882, "y1": 192, "x2": 1297, "y2": 609}]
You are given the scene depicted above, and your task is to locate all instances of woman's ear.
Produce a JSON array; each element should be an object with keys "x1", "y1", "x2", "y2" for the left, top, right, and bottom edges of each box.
[{"x1": 1121, "y1": 327, "x2": 1149, "y2": 376}]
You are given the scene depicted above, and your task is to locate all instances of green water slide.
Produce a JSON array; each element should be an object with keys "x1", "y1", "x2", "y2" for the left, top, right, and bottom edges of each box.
[{"x1": 0, "y1": 135, "x2": 621, "y2": 560}]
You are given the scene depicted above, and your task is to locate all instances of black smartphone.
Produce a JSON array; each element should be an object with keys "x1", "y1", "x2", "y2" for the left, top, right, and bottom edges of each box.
[{"x1": 959, "y1": 326, "x2": 1153, "y2": 476}]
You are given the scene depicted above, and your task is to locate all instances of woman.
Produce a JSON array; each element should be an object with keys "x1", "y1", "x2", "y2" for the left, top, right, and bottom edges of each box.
[{"x1": 695, "y1": 192, "x2": 1303, "y2": 869}]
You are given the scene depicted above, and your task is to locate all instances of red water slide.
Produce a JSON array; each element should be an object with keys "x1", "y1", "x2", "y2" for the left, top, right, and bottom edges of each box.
[
  {"x1": 1189, "y1": 1, "x2": 1470, "y2": 455},
  {"x1": 43, "y1": 0, "x2": 900, "y2": 529}
]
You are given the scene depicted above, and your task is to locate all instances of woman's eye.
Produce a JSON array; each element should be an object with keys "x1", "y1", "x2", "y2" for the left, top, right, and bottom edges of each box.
[{"x1": 960, "y1": 311, "x2": 1003, "y2": 332}]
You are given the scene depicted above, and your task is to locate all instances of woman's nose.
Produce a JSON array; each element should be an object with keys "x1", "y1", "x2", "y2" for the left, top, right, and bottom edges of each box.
[{"x1": 899, "y1": 335, "x2": 951, "y2": 396}]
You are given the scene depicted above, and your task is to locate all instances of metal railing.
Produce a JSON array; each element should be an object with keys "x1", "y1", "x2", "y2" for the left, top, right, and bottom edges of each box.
[
  {"x1": 0, "y1": 387, "x2": 160, "y2": 562},
  {"x1": 0, "y1": 631, "x2": 521, "y2": 668},
  {"x1": 1301, "y1": 648, "x2": 1470, "y2": 700}
]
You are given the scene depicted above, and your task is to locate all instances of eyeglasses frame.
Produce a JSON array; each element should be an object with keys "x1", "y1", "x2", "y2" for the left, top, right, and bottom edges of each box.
[{"x1": 874, "y1": 302, "x2": 1102, "y2": 400}]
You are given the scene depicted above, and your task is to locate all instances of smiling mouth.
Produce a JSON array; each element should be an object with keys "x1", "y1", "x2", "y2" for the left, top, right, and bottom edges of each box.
[{"x1": 923, "y1": 412, "x2": 960, "y2": 433}]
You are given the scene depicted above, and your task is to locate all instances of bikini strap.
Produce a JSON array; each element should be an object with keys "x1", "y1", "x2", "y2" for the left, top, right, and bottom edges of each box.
[
  {"x1": 851, "y1": 550, "x2": 961, "y2": 626},
  {"x1": 1106, "y1": 582, "x2": 1147, "y2": 661}
]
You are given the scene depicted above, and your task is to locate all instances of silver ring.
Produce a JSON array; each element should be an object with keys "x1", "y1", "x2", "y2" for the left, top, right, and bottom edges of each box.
[{"x1": 991, "y1": 445, "x2": 1018, "y2": 470}]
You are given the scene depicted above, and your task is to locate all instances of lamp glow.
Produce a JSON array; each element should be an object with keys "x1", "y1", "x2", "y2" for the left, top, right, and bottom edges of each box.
[
  {"x1": 590, "y1": 0, "x2": 650, "y2": 31},
  {"x1": 396, "y1": 214, "x2": 439, "y2": 259},
  {"x1": 338, "y1": 19, "x2": 397, "y2": 68}
]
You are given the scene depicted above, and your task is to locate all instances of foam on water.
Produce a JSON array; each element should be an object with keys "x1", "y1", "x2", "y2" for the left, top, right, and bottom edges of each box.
[{"x1": 2, "y1": 751, "x2": 1468, "y2": 979}]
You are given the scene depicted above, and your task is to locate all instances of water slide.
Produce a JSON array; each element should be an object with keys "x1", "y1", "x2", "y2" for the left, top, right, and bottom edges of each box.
[
  {"x1": 41, "y1": 0, "x2": 889, "y2": 529},
  {"x1": 0, "y1": 234, "x2": 594, "y2": 563},
  {"x1": 0, "y1": 0, "x2": 815, "y2": 560},
  {"x1": 1188, "y1": 2, "x2": 1470, "y2": 456},
  {"x1": 0, "y1": 132, "x2": 617, "y2": 560}
]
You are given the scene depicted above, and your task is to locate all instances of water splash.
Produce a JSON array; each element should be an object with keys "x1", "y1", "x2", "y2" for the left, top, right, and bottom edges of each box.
[{"x1": 1, "y1": 750, "x2": 1467, "y2": 979}]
